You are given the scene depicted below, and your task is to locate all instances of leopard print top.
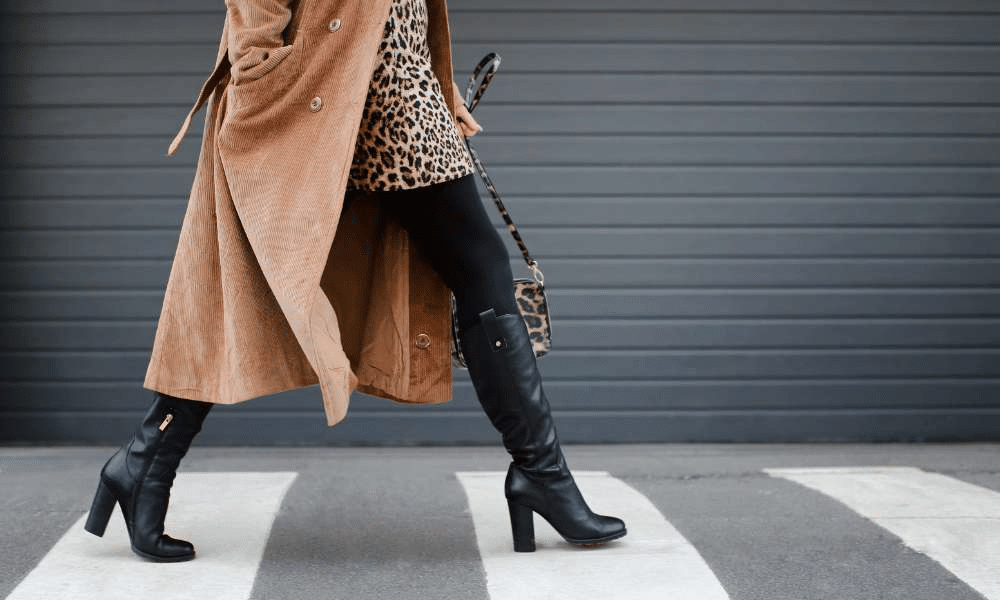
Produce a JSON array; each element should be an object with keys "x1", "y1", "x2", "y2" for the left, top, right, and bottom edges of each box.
[{"x1": 347, "y1": 0, "x2": 474, "y2": 191}]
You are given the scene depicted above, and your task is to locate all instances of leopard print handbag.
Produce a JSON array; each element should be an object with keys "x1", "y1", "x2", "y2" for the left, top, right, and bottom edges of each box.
[{"x1": 451, "y1": 54, "x2": 552, "y2": 369}]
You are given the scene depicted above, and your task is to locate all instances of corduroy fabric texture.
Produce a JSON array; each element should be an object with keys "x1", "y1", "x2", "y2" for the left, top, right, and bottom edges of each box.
[{"x1": 145, "y1": 0, "x2": 462, "y2": 426}]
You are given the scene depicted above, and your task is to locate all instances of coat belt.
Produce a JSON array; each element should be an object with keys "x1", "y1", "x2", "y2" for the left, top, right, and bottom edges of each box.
[{"x1": 167, "y1": 56, "x2": 231, "y2": 157}]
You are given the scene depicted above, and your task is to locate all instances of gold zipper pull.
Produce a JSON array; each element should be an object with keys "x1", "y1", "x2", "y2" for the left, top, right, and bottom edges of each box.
[{"x1": 158, "y1": 413, "x2": 174, "y2": 431}]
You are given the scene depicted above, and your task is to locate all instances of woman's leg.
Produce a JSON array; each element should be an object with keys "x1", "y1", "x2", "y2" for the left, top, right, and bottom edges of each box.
[
  {"x1": 376, "y1": 174, "x2": 518, "y2": 330},
  {"x1": 85, "y1": 393, "x2": 212, "y2": 562},
  {"x1": 378, "y1": 175, "x2": 626, "y2": 552}
]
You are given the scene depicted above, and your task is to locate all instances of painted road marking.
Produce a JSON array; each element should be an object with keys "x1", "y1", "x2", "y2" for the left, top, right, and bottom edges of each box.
[
  {"x1": 6, "y1": 472, "x2": 297, "y2": 600},
  {"x1": 457, "y1": 471, "x2": 730, "y2": 600},
  {"x1": 766, "y1": 466, "x2": 1000, "y2": 600}
]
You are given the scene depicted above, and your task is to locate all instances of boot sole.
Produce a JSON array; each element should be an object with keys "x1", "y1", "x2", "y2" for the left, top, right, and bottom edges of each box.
[
  {"x1": 564, "y1": 527, "x2": 628, "y2": 547},
  {"x1": 131, "y1": 546, "x2": 196, "y2": 563}
]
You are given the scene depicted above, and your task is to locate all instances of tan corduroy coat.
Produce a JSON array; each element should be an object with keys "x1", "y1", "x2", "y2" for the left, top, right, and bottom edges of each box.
[{"x1": 144, "y1": 0, "x2": 464, "y2": 425}]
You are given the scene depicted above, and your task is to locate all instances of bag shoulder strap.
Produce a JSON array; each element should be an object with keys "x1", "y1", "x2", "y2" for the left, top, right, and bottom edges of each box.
[{"x1": 463, "y1": 54, "x2": 544, "y2": 286}]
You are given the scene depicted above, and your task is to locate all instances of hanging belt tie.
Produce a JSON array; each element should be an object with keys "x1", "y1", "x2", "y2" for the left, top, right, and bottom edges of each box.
[{"x1": 166, "y1": 57, "x2": 231, "y2": 157}]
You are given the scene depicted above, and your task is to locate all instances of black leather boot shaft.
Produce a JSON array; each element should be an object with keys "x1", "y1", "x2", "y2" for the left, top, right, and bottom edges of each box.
[
  {"x1": 97, "y1": 393, "x2": 212, "y2": 561},
  {"x1": 459, "y1": 308, "x2": 563, "y2": 475},
  {"x1": 458, "y1": 308, "x2": 626, "y2": 550}
]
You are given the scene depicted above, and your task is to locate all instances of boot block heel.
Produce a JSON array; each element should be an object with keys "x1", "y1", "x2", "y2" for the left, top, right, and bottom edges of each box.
[
  {"x1": 507, "y1": 499, "x2": 536, "y2": 552},
  {"x1": 84, "y1": 480, "x2": 116, "y2": 537}
]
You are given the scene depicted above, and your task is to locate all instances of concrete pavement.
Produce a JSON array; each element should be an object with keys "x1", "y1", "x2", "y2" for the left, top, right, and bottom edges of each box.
[{"x1": 1, "y1": 444, "x2": 998, "y2": 599}]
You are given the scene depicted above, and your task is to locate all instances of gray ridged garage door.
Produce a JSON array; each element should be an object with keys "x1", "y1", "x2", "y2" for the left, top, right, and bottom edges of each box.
[{"x1": 1, "y1": 0, "x2": 998, "y2": 444}]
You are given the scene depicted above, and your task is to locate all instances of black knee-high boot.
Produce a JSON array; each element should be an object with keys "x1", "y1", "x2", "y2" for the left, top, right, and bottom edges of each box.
[
  {"x1": 84, "y1": 392, "x2": 213, "y2": 562},
  {"x1": 459, "y1": 308, "x2": 626, "y2": 552}
]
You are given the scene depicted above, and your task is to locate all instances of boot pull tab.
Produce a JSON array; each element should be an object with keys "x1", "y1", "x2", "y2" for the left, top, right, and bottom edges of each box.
[
  {"x1": 478, "y1": 308, "x2": 507, "y2": 352},
  {"x1": 158, "y1": 413, "x2": 174, "y2": 432}
]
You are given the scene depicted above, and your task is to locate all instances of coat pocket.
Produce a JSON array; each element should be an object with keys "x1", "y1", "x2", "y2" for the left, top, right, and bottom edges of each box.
[{"x1": 231, "y1": 44, "x2": 295, "y2": 87}]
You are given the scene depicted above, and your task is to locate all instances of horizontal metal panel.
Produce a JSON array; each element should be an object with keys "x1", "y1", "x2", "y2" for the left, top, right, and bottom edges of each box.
[
  {"x1": 2, "y1": 199, "x2": 187, "y2": 228},
  {"x1": 0, "y1": 323, "x2": 158, "y2": 350},
  {"x1": 451, "y1": 13, "x2": 1000, "y2": 44},
  {"x1": 4, "y1": 289, "x2": 1000, "y2": 320},
  {"x1": 455, "y1": 44, "x2": 1000, "y2": 75},
  {"x1": 3, "y1": 379, "x2": 999, "y2": 412},
  {"x1": 4, "y1": 227, "x2": 997, "y2": 259},
  {"x1": 4, "y1": 14, "x2": 224, "y2": 44},
  {"x1": 4, "y1": 166, "x2": 997, "y2": 197},
  {"x1": 4, "y1": 408, "x2": 1000, "y2": 444},
  {"x1": 5, "y1": 106, "x2": 997, "y2": 136},
  {"x1": 4, "y1": 0, "x2": 1000, "y2": 14},
  {"x1": 6, "y1": 13, "x2": 1000, "y2": 44},
  {"x1": 3, "y1": 320, "x2": 998, "y2": 351},
  {"x1": 514, "y1": 227, "x2": 1000, "y2": 258},
  {"x1": 496, "y1": 197, "x2": 1000, "y2": 227},
  {"x1": 0, "y1": 408, "x2": 1000, "y2": 446},
  {"x1": 4, "y1": 258, "x2": 999, "y2": 291},
  {"x1": 474, "y1": 136, "x2": 1000, "y2": 167},
  {"x1": 7, "y1": 73, "x2": 1000, "y2": 106},
  {"x1": 528, "y1": 258, "x2": 1000, "y2": 287},
  {"x1": 2, "y1": 349, "x2": 996, "y2": 381},
  {"x1": 539, "y1": 349, "x2": 1000, "y2": 379},
  {"x1": 536, "y1": 319, "x2": 1000, "y2": 350},
  {"x1": 8, "y1": 43, "x2": 1000, "y2": 76},
  {"x1": 541, "y1": 289, "x2": 1000, "y2": 318},
  {"x1": 479, "y1": 74, "x2": 1000, "y2": 105},
  {"x1": 0, "y1": 260, "x2": 172, "y2": 291},
  {"x1": 4, "y1": 197, "x2": 1000, "y2": 229},
  {"x1": 484, "y1": 166, "x2": 1000, "y2": 196},
  {"x1": 0, "y1": 43, "x2": 218, "y2": 76},
  {"x1": 0, "y1": 107, "x2": 202, "y2": 137},
  {"x1": 8, "y1": 135, "x2": 1000, "y2": 168},
  {"x1": 0, "y1": 290, "x2": 165, "y2": 319}
]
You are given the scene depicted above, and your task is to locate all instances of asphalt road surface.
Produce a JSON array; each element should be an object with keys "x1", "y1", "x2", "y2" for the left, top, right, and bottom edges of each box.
[{"x1": 2, "y1": 444, "x2": 998, "y2": 599}]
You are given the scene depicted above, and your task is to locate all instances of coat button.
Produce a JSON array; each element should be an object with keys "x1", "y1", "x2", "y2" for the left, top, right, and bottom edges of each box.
[
  {"x1": 328, "y1": 18, "x2": 342, "y2": 32},
  {"x1": 415, "y1": 333, "x2": 431, "y2": 349},
  {"x1": 309, "y1": 96, "x2": 323, "y2": 112}
]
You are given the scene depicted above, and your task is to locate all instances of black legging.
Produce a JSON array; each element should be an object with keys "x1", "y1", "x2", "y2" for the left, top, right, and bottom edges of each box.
[{"x1": 373, "y1": 174, "x2": 519, "y2": 331}]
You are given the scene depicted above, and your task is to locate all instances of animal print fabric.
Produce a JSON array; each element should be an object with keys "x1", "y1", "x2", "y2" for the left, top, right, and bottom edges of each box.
[
  {"x1": 348, "y1": 0, "x2": 474, "y2": 191},
  {"x1": 451, "y1": 278, "x2": 551, "y2": 369}
]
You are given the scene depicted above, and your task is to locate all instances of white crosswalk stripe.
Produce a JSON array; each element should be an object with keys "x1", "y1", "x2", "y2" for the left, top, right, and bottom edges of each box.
[
  {"x1": 5, "y1": 472, "x2": 297, "y2": 600},
  {"x1": 457, "y1": 471, "x2": 730, "y2": 600},
  {"x1": 766, "y1": 466, "x2": 1000, "y2": 600}
]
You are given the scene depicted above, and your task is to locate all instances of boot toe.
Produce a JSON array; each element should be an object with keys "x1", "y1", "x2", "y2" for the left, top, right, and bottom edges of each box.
[
  {"x1": 572, "y1": 516, "x2": 626, "y2": 546},
  {"x1": 596, "y1": 515, "x2": 627, "y2": 539}
]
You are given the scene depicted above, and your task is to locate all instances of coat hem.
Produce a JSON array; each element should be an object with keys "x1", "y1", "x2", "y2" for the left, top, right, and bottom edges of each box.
[{"x1": 142, "y1": 375, "x2": 320, "y2": 407}]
